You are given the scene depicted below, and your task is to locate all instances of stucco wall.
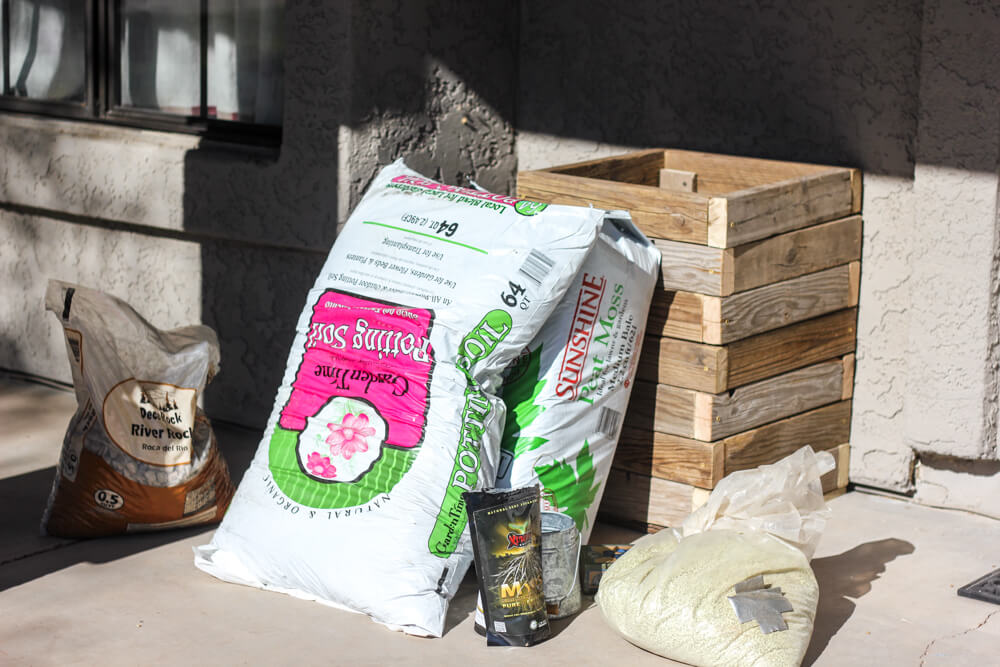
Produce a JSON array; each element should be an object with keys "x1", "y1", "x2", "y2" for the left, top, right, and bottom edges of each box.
[
  {"x1": 2, "y1": 0, "x2": 996, "y2": 514},
  {"x1": 344, "y1": 2, "x2": 517, "y2": 210},
  {"x1": 0, "y1": 1, "x2": 517, "y2": 429},
  {"x1": 516, "y1": 0, "x2": 1000, "y2": 515}
]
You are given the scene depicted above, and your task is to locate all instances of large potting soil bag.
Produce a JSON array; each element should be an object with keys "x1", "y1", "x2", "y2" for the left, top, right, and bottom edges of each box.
[
  {"x1": 42, "y1": 280, "x2": 235, "y2": 537},
  {"x1": 194, "y1": 160, "x2": 603, "y2": 636},
  {"x1": 494, "y1": 213, "x2": 660, "y2": 542}
]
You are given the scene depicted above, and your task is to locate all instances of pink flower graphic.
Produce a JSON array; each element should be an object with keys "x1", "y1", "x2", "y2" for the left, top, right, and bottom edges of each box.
[
  {"x1": 306, "y1": 451, "x2": 337, "y2": 479},
  {"x1": 326, "y1": 413, "x2": 376, "y2": 460}
]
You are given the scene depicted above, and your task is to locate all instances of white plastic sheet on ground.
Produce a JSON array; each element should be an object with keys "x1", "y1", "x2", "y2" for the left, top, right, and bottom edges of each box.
[
  {"x1": 597, "y1": 446, "x2": 835, "y2": 667},
  {"x1": 194, "y1": 160, "x2": 604, "y2": 636}
]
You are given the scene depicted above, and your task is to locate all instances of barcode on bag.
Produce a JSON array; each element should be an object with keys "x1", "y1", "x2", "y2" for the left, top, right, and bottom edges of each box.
[
  {"x1": 597, "y1": 407, "x2": 622, "y2": 438},
  {"x1": 518, "y1": 249, "x2": 555, "y2": 286},
  {"x1": 493, "y1": 620, "x2": 507, "y2": 633}
]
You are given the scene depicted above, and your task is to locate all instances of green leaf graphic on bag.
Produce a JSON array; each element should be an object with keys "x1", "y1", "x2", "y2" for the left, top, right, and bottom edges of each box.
[
  {"x1": 534, "y1": 439, "x2": 601, "y2": 533},
  {"x1": 500, "y1": 345, "x2": 547, "y2": 449}
]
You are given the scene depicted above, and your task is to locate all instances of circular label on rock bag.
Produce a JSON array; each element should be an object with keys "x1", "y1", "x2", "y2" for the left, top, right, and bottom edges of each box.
[{"x1": 103, "y1": 379, "x2": 196, "y2": 466}]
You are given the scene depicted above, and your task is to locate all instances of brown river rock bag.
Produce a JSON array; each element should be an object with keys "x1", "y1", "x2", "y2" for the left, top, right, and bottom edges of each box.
[{"x1": 41, "y1": 280, "x2": 235, "y2": 538}]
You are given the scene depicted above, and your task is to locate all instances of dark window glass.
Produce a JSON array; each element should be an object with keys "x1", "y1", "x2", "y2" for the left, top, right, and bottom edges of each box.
[
  {"x1": 207, "y1": 0, "x2": 283, "y2": 126},
  {"x1": 0, "y1": 0, "x2": 283, "y2": 140},
  {"x1": 119, "y1": 1, "x2": 201, "y2": 116},
  {"x1": 6, "y1": 0, "x2": 86, "y2": 102}
]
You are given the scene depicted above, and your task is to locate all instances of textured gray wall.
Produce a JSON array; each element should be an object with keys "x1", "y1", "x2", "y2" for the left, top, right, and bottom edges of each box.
[
  {"x1": 0, "y1": 1, "x2": 517, "y2": 429},
  {"x1": 517, "y1": 0, "x2": 921, "y2": 176},
  {"x1": 344, "y1": 1, "x2": 517, "y2": 208},
  {"x1": 517, "y1": 0, "x2": 1000, "y2": 515}
]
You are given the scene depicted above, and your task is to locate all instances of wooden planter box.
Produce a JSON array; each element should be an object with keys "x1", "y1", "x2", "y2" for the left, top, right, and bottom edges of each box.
[
  {"x1": 518, "y1": 149, "x2": 862, "y2": 532},
  {"x1": 517, "y1": 149, "x2": 861, "y2": 248}
]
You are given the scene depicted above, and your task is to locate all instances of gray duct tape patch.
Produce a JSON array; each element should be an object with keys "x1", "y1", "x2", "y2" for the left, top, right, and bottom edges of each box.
[{"x1": 728, "y1": 575, "x2": 794, "y2": 634}]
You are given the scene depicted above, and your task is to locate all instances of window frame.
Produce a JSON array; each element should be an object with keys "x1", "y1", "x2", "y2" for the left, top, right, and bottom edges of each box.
[{"x1": 0, "y1": 0, "x2": 281, "y2": 146}]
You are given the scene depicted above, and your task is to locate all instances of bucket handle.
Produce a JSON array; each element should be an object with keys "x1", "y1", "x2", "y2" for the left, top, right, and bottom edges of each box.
[{"x1": 550, "y1": 527, "x2": 583, "y2": 602}]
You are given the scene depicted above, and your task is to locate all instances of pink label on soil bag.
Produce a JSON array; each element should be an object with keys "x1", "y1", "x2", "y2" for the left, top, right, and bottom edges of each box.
[{"x1": 280, "y1": 290, "x2": 435, "y2": 449}]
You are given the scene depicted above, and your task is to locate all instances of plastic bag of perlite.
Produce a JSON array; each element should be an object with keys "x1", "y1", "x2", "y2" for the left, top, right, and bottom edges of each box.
[
  {"x1": 494, "y1": 213, "x2": 660, "y2": 543},
  {"x1": 596, "y1": 447, "x2": 834, "y2": 667},
  {"x1": 193, "y1": 159, "x2": 603, "y2": 637},
  {"x1": 42, "y1": 280, "x2": 235, "y2": 538}
]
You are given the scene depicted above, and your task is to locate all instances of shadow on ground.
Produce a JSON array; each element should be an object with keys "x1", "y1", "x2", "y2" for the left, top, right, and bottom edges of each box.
[
  {"x1": 805, "y1": 537, "x2": 916, "y2": 665},
  {"x1": 0, "y1": 423, "x2": 259, "y2": 593}
]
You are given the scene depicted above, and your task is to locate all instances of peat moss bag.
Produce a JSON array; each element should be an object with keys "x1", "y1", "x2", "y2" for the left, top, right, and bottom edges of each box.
[
  {"x1": 494, "y1": 213, "x2": 660, "y2": 543},
  {"x1": 194, "y1": 160, "x2": 603, "y2": 636},
  {"x1": 596, "y1": 447, "x2": 835, "y2": 667},
  {"x1": 474, "y1": 214, "x2": 659, "y2": 628}
]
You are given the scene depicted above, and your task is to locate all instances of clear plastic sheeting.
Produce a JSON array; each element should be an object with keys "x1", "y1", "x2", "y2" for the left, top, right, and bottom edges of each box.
[
  {"x1": 597, "y1": 446, "x2": 835, "y2": 667},
  {"x1": 681, "y1": 446, "x2": 835, "y2": 560}
]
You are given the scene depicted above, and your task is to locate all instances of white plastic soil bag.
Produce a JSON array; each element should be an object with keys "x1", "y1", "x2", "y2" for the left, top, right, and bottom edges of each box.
[
  {"x1": 194, "y1": 160, "x2": 604, "y2": 636},
  {"x1": 42, "y1": 280, "x2": 234, "y2": 537},
  {"x1": 596, "y1": 446, "x2": 834, "y2": 667},
  {"x1": 494, "y1": 213, "x2": 660, "y2": 542}
]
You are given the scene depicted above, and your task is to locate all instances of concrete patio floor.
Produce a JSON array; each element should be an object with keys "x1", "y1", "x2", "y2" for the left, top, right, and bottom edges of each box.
[{"x1": 1, "y1": 372, "x2": 998, "y2": 666}]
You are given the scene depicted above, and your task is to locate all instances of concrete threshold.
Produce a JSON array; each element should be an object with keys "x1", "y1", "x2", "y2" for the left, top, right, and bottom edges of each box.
[{"x1": 1, "y1": 373, "x2": 998, "y2": 666}]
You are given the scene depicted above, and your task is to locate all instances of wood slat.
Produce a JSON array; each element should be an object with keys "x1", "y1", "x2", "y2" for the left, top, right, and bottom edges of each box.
[
  {"x1": 730, "y1": 215, "x2": 862, "y2": 294},
  {"x1": 653, "y1": 215, "x2": 862, "y2": 297},
  {"x1": 724, "y1": 400, "x2": 852, "y2": 474},
  {"x1": 599, "y1": 469, "x2": 696, "y2": 529},
  {"x1": 603, "y1": 442, "x2": 848, "y2": 530},
  {"x1": 612, "y1": 427, "x2": 722, "y2": 488},
  {"x1": 637, "y1": 308, "x2": 858, "y2": 392},
  {"x1": 820, "y1": 443, "x2": 851, "y2": 492},
  {"x1": 647, "y1": 263, "x2": 857, "y2": 345},
  {"x1": 635, "y1": 334, "x2": 728, "y2": 393},
  {"x1": 850, "y1": 169, "x2": 863, "y2": 214},
  {"x1": 726, "y1": 308, "x2": 858, "y2": 387},
  {"x1": 616, "y1": 399, "x2": 852, "y2": 489},
  {"x1": 702, "y1": 357, "x2": 850, "y2": 440},
  {"x1": 841, "y1": 353, "x2": 856, "y2": 400},
  {"x1": 662, "y1": 149, "x2": 837, "y2": 194},
  {"x1": 654, "y1": 239, "x2": 734, "y2": 296},
  {"x1": 644, "y1": 290, "x2": 709, "y2": 341},
  {"x1": 628, "y1": 357, "x2": 850, "y2": 442},
  {"x1": 715, "y1": 262, "x2": 859, "y2": 344},
  {"x1": 707, "y1": 170, "x2": 854, "y2": 247},
  {"x1": 517, "y1": 170, "x2": 710, "y2": 243},
  {"x1": 548, "y1": 148, "x2": 666, "y2": 186},
  {"x1": 691, "y1": 445, "x2": 849, "y2": 510},
  {"x1": 625, "y1": 381, "x2": 699, "y2": 438},
  {"x1": 848, "y1": 261, "x2": 861, "y2": 307}
]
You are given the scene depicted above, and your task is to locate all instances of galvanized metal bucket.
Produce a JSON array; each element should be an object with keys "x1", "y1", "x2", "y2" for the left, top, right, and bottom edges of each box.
[{"x1": 540, "y1": 511, "x2": 582, "y2": 618}]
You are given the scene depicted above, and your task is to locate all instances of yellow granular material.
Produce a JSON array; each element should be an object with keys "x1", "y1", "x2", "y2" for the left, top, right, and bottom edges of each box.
[{"x1": 596, "y1": 529, "x2": 818, "y2": 667}]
